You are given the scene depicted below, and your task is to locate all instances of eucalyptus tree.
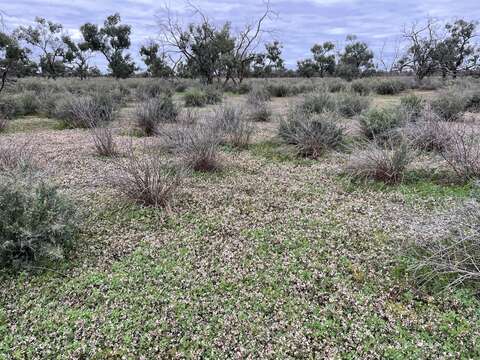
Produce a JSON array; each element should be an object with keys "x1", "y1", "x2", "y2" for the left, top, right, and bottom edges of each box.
[
  {"x1": 140, "y1": 42, "x2": 174, "y2": 77},
  {"x1": 81, "y1": 13, "x2": 136, "y2": 78},
  {"x1": 15, "y1": 17, "x2": 66, "y2": 78}
]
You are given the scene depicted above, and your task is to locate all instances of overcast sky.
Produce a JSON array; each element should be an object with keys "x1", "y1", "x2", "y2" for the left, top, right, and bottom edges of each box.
[{"x1": 1, "y1": 0, "x2": 479, "y2": 71}]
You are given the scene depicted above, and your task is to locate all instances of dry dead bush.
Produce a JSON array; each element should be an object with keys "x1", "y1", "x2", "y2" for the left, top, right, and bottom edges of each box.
[
  {"x1": 89, "y1": 125, "x2": 117, "y2": 157},
  {"x1": 135, "y1": 96, "x2": 178, "y2": 136},
  {"x1": 111, "y1": 145, "x2": 185, "y2": 208},
  {"x1": 164, "y1": 123, "x2": 221, "y2": 172},
  {"x1": 346, "y1": 140, "x2": 415, "y2": 184},
  {"x1": 0, "y1": 140, "x2": 33, "y2": 172},
  {"x1": 412, "y1": 199, "x2": 480, "y2": 288},
  {"x1": 213, "y1": 106, "x2": 255, "y2": 148},
  {"x1": 440, "y1": 124, "x2": 480, "y2": 181},
  {"x1": 404, "y1": 114, "x2": 451, "y2": 153},
  {"x1": 0, "y1": 117, "x2": 8, "y2": 132}
]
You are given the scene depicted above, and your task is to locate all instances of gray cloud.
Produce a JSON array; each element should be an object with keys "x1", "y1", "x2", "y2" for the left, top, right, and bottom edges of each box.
[{"x1": 2, "y1": 0, "x2": 479, "y2": 71}]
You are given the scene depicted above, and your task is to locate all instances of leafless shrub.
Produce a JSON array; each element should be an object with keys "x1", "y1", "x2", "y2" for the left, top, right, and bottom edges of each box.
[
  {"x1": 0, "y1": 117, "x2": 8, "y2": 132},
  {"x1": 135, "y1": 96, "x2": 178, "y2": 136},
  {"x1": 89, "y1": 125, "x2": 117, "y2": 157},
  {"x1": 440, "y1": 124, "x2": 480, "y2": 181},
  {"x1": 111, "y1": 145, "x2": 185, "y2": 208},
  {"x1": 177, "y1": 108, "x2": 197, "y2": 126},
  {"x1": 164, "y1": 123, "x2": 221, "y2": 172},
  {"x1": 404, "y1": 115, "x2": 452, "y2": 152},
  {"x1": 56, "y1": 94, "x2": 115, "y2": 128},
  {"x1": 213, "y1": 106, "x2": 255, "y2": 148},
  {"x1": 412, "y1": 199, "x2": 480, "y2": 288},
  {"x1": 247, "y1": 86, "x2": 271, "y2": 104},
  {"x1": 346, "y1": 140, "x2": 415, "y2": 184},
  {"x1": 0, "y1": 140, "x2": 33, "y2": 172}
]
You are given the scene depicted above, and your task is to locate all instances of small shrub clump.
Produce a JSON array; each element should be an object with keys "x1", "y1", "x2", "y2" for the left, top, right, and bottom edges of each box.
[
  {"x1": 266, "y1": 83, "x2": 291, "y2": 98},
  {"x1": 346, "y1": 141, "x2": 414, "y2": 184},
  {"x1": 0, "y1": 173, "x2": 79, "y2": 267},
  {"x1": 404, "y1": 118, "x2": 451, "y2": 153},
  {"x1": 430, "y1": 90, "x2": 467, "y2": 122},
  {"x1": 204, "y1": 85, "x2": 223, "y2": 105},
  {"x1": 166, "y1": 123, "x2": 221, "y2": 172},
  {"x1": 350, "y1": 79, "x2": 372, "y2": 96},
  {"x1": 374, "y1": 79, "x2": 406, "y2": 95},
  {"x1": 300, "y1": 92, "x2": 337, "y2": 114},
  {"x1": 135, "y1": 96, "x2": 178, "y2": 136},
  {"x1": 89, "y1": 125, "x2": 117, "y2": 157},
  {"x1": 440, "y1": 124, "x2": 480, "y2": 181},
  {"x1": 359, "y1": 107, "x2": 403, "y2": 140},
  {"x1": 184, "y1": 88, "x2": 207, "y2": 107},
  {"x1": 111, "y1": 146, "x2": 185, "y2": 208},
  {"x1": 279, "y1": 111, "x2": 344, "y2": 158},
  {"x1": 412, "y1": 199, "x2": 480, "y2": 288},
  {"x1": 247, "y1": 88, "x2": 272, "y2": 122},
  {"x1": 214, "y1": 106, "x2": 255, "y2": 148},
  {"x1": 0, "y1": 140, "x2": 33, "y2": 172},
  {"x1": 56, "y1": 93, "x2": 116, "y2": 128},
  {"x1": 400, "y1": 93, "x2": 425, "y2": 119},
  {"x1": 336, "y1": 93, "x2": 371, "y2": 118}
]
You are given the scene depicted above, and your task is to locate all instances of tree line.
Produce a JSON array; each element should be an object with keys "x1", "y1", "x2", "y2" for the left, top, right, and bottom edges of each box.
[{"x1": 1, "y1": 7, "x2": 479, "y2": 90}]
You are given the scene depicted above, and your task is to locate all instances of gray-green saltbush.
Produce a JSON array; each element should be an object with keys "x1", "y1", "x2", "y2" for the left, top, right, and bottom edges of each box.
[
  {"x1": 279, "y1": 110, "x2": 344, "y2": 158},
  {"x1": 184, "y1": 88, "x2": 207, "y2": 107},
  {"x1": 300, "y1": 92, "x2": 337, "y2": 114},
  {"x1": 374, "y1": 79, "x2": 406, "y2": 95},
  {"x1": 359, "y1": 107, "x2": 403, "y2": 140},
  {"x1": 336, "y1": 93, "x2": 370, "y2": 118},
  {"x1": 430, "y1": 90, "x2": 467, "y2": 122},
  {"x1": 0, "y1": 173, "x2": 79, "y2": 267}
]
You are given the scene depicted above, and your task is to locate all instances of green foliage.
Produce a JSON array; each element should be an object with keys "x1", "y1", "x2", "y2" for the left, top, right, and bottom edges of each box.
[
  {"x1": 81, "y1": 13, "x2": 136, "y2": 78},
  {"x1": 359, "y1": 107, "x2": 403, "y2": 139},
  {"x1": 337, "y1": 35, "x2": 374, "y2": 78},
  {"x1": 374, "y1": 79, "x2": 406, "y2": 95},
  {"x1": 300, "y1": 92, "x2": 337, "y2": 114},
  {"x1": 400, "y1": 93, "x2": 425, "y2": 118},
  {"x1": 350, "y1": 79, "x2": 372, "y2": 95},
  {"x1": 15, "y1": 17, "x2": 65, "y2": 79},
  {"x1": 430, "y1": 90, "x2": 467, "y2": 121},
  {"x1": 184, "y1": 88, "x2": 207, "y2": 107},
  {"x1": 336, "y1": 92, "x2": 370, "y2": 117},
  {"x1": 140, "y1": 43, "x2": 173, "y2": 78},
  {"x1": 0, "y1": 173, "x2": 79, "y2": 267}
]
